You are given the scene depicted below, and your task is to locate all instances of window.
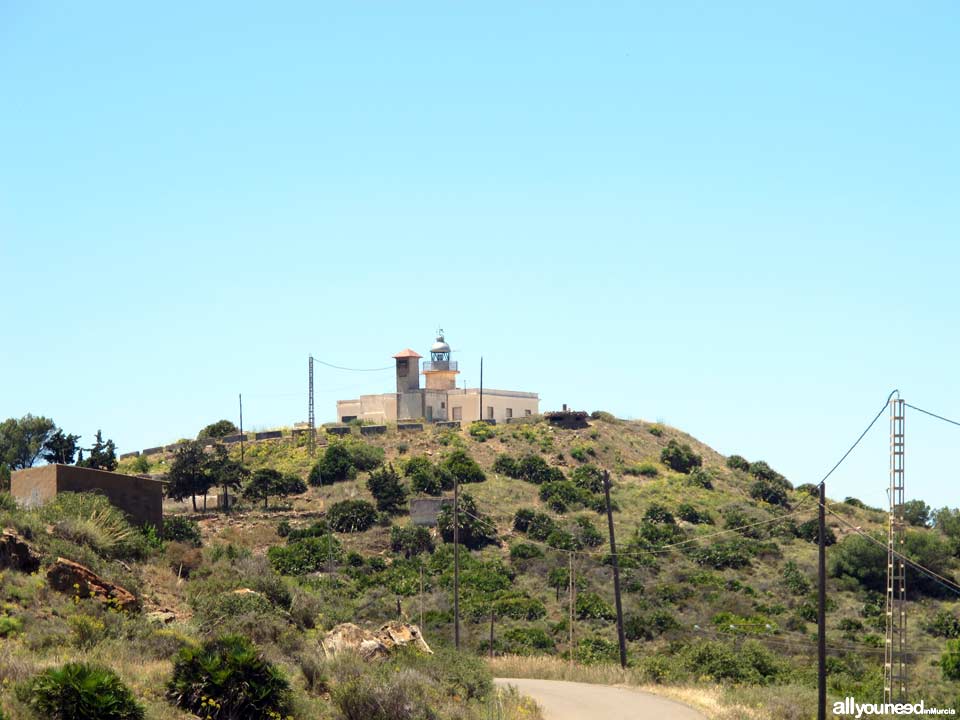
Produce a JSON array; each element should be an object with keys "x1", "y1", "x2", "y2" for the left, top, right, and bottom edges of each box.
[
  {"x1": 487, "y1": 406, "x2": 494, "y2": 419},
  {"x1": 441, "y1": 401, "x2": 446, "y2": 409},
  {"x1": 525, "y1": 409, "x2": 532, "y2": 416},
  {"x1": 452, "y1": 407, "x2": 462, "y2": 421},
  {"x1": 506, "y1": 408, "x2": 513, "y2": 418},
  {"x1": 397, "y1": 358, "x2": 409, "y2": 377}
]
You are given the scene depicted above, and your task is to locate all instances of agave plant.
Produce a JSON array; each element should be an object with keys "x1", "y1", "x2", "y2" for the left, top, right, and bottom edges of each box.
[
  {"x1": 38, "y1": 492, "x2": 135, "y2": 553},
  {"x1": 16, "y1": 662, "x2": 144, "y2": 720}
]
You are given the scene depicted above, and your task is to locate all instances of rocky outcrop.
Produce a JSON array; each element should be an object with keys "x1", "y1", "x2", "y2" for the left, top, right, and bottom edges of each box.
[
  {"x1": 46, "y1": 557, "x2": 137, "y2": 611},
  {"x1": 0, "y1": 530, "x2": 41, "y2": 573},
  {"x1": 321, "y1": 621, "x2": 432, "y2": 660}
]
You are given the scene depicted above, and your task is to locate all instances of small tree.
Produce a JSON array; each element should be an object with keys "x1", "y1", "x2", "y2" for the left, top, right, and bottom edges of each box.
[
  {"x1": 244, "y1": 469, "x2": 305, "y2": 509},
  {"x1": 165, "y1": 442, "x2": 212, "y2": 512},
  {"x1": 207, "y1": 445, "x2": 248, "y2": 512},
  {"x1": 197, "y1": 420, "x2": 238, "y2": 440},
  {"x1": 437, "y1": 492, "x2": 497, "y2": 549},
  {"x1": 366, "y1": 464, "x2": 407, "y2": 514},
  {"x1": 902, "y1": 499, "x2": 931, "y2": 527},
  {"x1": 42, "y1": 429, "x2": 81, "y2": 465},
  {"x1": 328, "y1": 499, "x2": 377, "y2": 533},
  {"x1": 0, "y1": 414, "x2": 57, "y2": 469},
  {"x1": 442, "y1": 449, "x2": 486, "y2": 484},
  {"x1": 660, "y1": 440, "x2": 701, "y2": 473},
  {"x1": 78, "y1": 430, "x2": 118, "y2": 471},
  {"x1": 726, "y1": 454, "x2": 750, "y2": 472},
  {"x1": 309, "y1": 442, "x2": 355, "y2": 486}
]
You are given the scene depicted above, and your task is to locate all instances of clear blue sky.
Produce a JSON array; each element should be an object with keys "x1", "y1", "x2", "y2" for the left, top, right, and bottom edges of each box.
[{"x1": 2, "y1": 2, "x2": 958, "y2": 509}]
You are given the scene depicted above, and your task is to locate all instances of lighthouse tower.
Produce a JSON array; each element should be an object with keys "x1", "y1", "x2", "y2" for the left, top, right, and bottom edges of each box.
[{"x1": 423, "y1": 330, "x2": 459, "y2": 390}]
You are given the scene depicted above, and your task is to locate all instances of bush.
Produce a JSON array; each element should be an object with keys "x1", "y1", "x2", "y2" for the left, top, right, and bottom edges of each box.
[
  {"x1": 575, "y1": 516, "x2": 604, "y2": 547},
  {"x1": 366, "y1": 464, "x2": 408, "y2": 514},
  {"x1": 405, "y1": 455, "x2": 448, "y2": 496},
  {"x1": 660, "y1": 440, "x2": 701, "y2": 473},
  {"x1": 726, "y1": 454, "x2": 750, "y2": 471},
  {"x1": 309, "y1": 442, "x2": 356, "y2": 485},
  {"x1": 625, "y1": 610, "x2": 680, "y2": 640},
  {"x1": 494, "y1": 594, "x2": 547, "y2": 621},
  {"x1": 748, "y1": 460, "x2": 791, "y2": 489},
  {"x1": 510, "y1": 542, "x2": 543, "y2": 560},
  {"x1": 390, "y1": 525, "x2": 434, "y2": 557},
  {"x1": 328, "y1": 499, "x2": 377, "y2": 533},
  {"x1": 540, "y1": 480, "x2": 589, "y2": 511},
  {"x1": 503, "y1": 627, "x2": 555, "y2": 654},
  {"x1": 624, "y1": 463, "x2": 658, "y2": 477},
  {"x1": 575, "y1": 637, "x2": 620, "y2": 664},
  {"x1": 648, "y1": 424, "x2": 664, "y2": 437},
  {"x1": 570, "y1": 464, "x2": 604, "y2": 493},
  {"x1": 750, "y1": 479, "x2": 790, "y2": 507},
  {"x1": 685, "y1": 467, "x2": 713, "y2": 489},
  {"x1": 546, "y1": 528, "x2": 582, "y2": 551},
  {"x1": 468, "y1": 421, "x2": 495, "y2": 441},
  {"x1": 903, "y1": 499, "x2": 931, "y2": 527},
  {"x1": 643, "y1": 503, "x2": 675, "y2": 525},
  {"x1": 929, "y1": 610, "x2": 960, "y2": 639},
  {"x1": 782, "y1": 560, "x2": 811, "y2": 596},
  {"x1": 162, "y1": 516, "x2": 202, "y2": 547},
  {"x1": 268, "y1": 535, "x2": 342, "y2": 575},
  {"x1": 39, "y1": 492, "x2": 136, "y2": 557},
  {"x1": 796, "y1": 518, "x2": 837, "y2": 545},
  {"x1": 348, "y1": 442, "x2": 385, "y2": 471},
  {"x1": 676, "y1": 503, "x2": 712, "y2": 525},
  {"x1": 285, "y1": 520, "x2": 330, "y2": 540},
  {"x1": 437, "y1": 493, "x2": 497, "y2": 549},
  {"x1": 576, "y1": 591, "x2": 615, "y2": 620},
  {"x1": 167, "y1": 635, "x2": 291, "y2": 719},
  {"x1": 18, "y1": 662, "x2": 144, "y2": 720},
  {"x1": 527, "y1": 512, "x2": 557, "y2": 541},
  {"x1": 197, "y1": 420, "x2": 238, "y2": 440},
  {"x1": 516, "y1": 454, "x2": 565, "y2": 484},
  {"x1": 680, "y1": 640, "x2": 781, "y2": 684},
  {"x1": 830, "y1": 533, "x2": 886, "y2": 592},
  {"x1": 442, "y1": 449, "x2": 486, "y2": 484},
  {"x1": 692, "y1": 538, "x2": 754, "y2": 569},
  {"x1": 943, "y1": 640, "x2": 960, "y2": 681},
  {"x1": 513, "y1": 508, "x2": 536, "y2": 533}
]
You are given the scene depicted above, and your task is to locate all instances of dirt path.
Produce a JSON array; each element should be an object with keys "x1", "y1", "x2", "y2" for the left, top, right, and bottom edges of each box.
[{"x1": 495, "y1": 678, "x2": 707, "y2": 720}]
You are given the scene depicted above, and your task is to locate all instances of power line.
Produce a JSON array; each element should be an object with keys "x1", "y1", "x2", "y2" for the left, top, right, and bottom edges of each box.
[
  {"x1": 905, "y1": 403, "x2": 960, "y2": 429},
  {"x1": 823, "y1": 502, "x2": 960, "y2": 597},
  {"x1": 815, "y1": 389, "x2": 899, "y2": 489},
  {"x1": 312, "y1": 359, "x2": 393, "y2": 372}
]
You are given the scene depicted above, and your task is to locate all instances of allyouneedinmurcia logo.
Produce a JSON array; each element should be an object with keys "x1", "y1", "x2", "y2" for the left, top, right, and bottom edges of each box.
[{"x1": 833, "y1": 698, "x2": 956, "y2": 716}]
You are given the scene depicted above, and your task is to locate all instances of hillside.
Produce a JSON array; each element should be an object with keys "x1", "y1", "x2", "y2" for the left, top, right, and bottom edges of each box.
[{"x1": 4, "y1": 413, "x2": 960, "y2": 719}]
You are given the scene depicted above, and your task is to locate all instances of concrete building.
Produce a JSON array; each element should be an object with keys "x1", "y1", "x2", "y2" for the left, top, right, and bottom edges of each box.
[
  {"x1": 10, "y1": 464, "x2": 164, "y2": 528},
  {"x1": 336, "y1": 332, "x2": 539, "y2": 424}
]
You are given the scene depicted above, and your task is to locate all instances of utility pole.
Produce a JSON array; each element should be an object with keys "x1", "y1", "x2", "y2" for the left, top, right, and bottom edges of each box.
[
  {"x1": 818, "y1": 481, "x2": 827, "y2": 720},
  {"x1": 419, "y1": 564, "x2": 424, "y2": 629},
  {"x1": 885, "y1": 397, "x2": 907, "y2": 702},
  {"x1": 308, "y1": 355, "x2": 316, "y2": 456},
  {"x1": 568, "y1": 552, "x2": 575, "y2": 665},
  {"x1": 479, "y1": 356, "x2": 484, "y2": 421},
  {"x1": 454, "y1": 471, "x2": 460, "y2": 649},
  {"x1": 489, "y1": 608, "x2": 495, "y2": 659},
  {"x1": 239, "y1": 393, "x2": 244, "y2": 464},
  {"x1": 603, "y1": 471, "x2": 627, "y2": 668}
]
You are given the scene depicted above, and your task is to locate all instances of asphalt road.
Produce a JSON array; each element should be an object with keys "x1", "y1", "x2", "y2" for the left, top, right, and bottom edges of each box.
[{"x1": 494, "y1": 678, "x2": 707, "y2": 720}]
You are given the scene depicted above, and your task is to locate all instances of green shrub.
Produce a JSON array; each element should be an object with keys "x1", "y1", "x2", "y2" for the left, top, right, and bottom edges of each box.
[
  {"x1": 660, "y1": 440, "x2": 701, "y2": 473},
  {"x1": 527, "y1": 512, "x2": 557, "y2": 541},
  {"x1": 309, "y1": 442, "x2": 356, "y2": 485},
  {"x1": 576, "y1": 591, "x2": 615, "y2": 620},
  {"x1": 442, "y1": 449, "x2": 486, "y2": 484},
  {"x1": 0, "y1": 615, "x2": 23, "y2": 637},
  {"x1": 328, "y1": 499, "x2": 377, "y2": 533},
  {"x1": 268, "y1": 535, "x2": 342, "y2": 575},
  {"x1": 39, "y1": 492, "x2": 136, "y2": 556},
  {"x1": 625, "y1": 610, "x2": 680, "y2": 641},
  {"x1": 748, "y1": 460, "x2": 790, "y2": 489},
  {"x1": 782, "y1": 560, "x2": 812, "y2": 596},
  {"x1": 494, "y1": 594, "x2": 547, "y2": 620},
  {"x1": 570, "y1": 464, "x2": 604, "y2": 493},
  {"x1": 162, "y1": 516, "x2": 202, "y2": 546},
  {"x1": 510, "y1": 542, "x2": 543, "y2": 560},
  {"x1": 197, "y1": 420, "x2": 238, "y2": 440},
  {"x1": 928, "y1": 610, "x2": 960, "y2": 639},
  {"x1": 575, "y1": 637, "x2": 620, "y2": 664},
  {"x1": 676, "y1": 503, "x2": 712, "y2": 525},
  {"x1": 18, "y1": 662, "x2": 144, "y2": 720},
  {"x1": 546, "y1": 528, "x2": 582, "y2": 551},
  {"x1": 624, "y1": 463, "x2": 658, "y2": 477},
  {"x1": 943, "y1": 640, "x2": 960, "y2": 680},
  {"x1": 366, "y1": 464, "x2": 408, "y2": 514},
  {"x1": 390, "y1": 525, "x2": 433, "y2": 557},
  {"x1": 68, "y1": 614, "x2": 106, "y2": 650},
  {"x1": 516, "y1": 454, "x2": 565, "y2": 484},
  {"x1": 503, "y1": 627, "x2": 555, "y2": 654},
  {"x1": 685, "y1": 467, "x2": 713, "y2": 489},
  {"x1": 829, "y1": 533, "x2": 886, "y2": 592},
  {"x1": 750, "y1": 479, "x2": 789, "y2": 507},
  {"x1": 437, "y1": 493, "x2": 497, "y2": 549},
  {"x1": 726, "y1": 454, "x2": 750, "y2": 471},
  {"x1": 493, "y1": 453, "x2": 519, "y2": 477},
  {"x1": 680, "y1": 639, "x2": 781, "y2": 684},
  {"x1": 513, "y1": 508, "x2": 536, "y2": 533},
  {"x1": 575, "y1": 516, "x2": 604, "y2": 547},
  {"x1": 692, "y1": 538, "x2": 754, "y2": 569},
  {"x1": 348, "y1": 442, "x2": 385, "y2": 471},
  {"x1": 167, "y1": 635, "x2": 291, "y2": 719},
  {"x1": 468, "y1": 421, "x2": 495, "y2": 441},
  {"x1": 285, "y1": 520, "x2": 330, "y2": 540},
  {"x1": 643, "y1": 503, "x2": 675, "y2": 525},
  {"x1": 796, "y1": 519, "x2": 837, "y2": 545},
  {"x1": 648, "y1": 424, "x2": 664, "y2": 437},
  {"x1": 539, "y1": 480, "x2": 587, "y2": 509}
]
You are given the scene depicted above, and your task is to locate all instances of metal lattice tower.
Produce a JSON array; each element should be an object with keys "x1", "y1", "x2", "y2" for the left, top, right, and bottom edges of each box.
[
  {"x1": 308, "y1": 356, "x2": 316, "y2": 456},
  {"x1": 884, "y1": 397, "x2": 906, "y2": 702}
]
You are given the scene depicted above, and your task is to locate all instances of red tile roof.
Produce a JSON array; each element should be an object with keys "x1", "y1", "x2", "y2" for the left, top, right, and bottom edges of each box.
[{"x1": 392, "y1": 348, "x2": 423, "y2": 359}]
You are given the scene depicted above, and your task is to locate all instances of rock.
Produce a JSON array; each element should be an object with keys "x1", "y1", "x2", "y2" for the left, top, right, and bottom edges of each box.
[
  {"x1": 377, "y1": 621, "x2": 432, "y2": 654},
  {"x1": 321, "y1": 622, "x2": 432, "y2": 660},
  {"x1": 46, "y1": 557, "x2": 137, "y2": 611},
  {"x1": 0, "y1": 530, "x2": 41, "y2": 573},
  {"x1": 146, "y1": 610, "x2": 177, "y2": 625}
]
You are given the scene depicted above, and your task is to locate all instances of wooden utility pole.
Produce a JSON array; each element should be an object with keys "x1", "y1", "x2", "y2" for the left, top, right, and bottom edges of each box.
[
  {"x1": 603, "y1": 471, "x2": 627, "y2": 668},
  {"x1": 238, "y1": 393, "x2": 245, "y2": 464},
  {"x1": 419, "y1": 564, "x2": 424, "y2": 629},
  {"x1": 479, "y1": 357, "x2": 484, "y2": 421},
  {"x1": 568, "y1": 552, "x2": 575, "y2": 665},
  {"x1": 489, "y1": 608, "x2": 495, "y2": 659},
  {"x1": 454, "y1": 472, "x2": 460, "y2": 649},
  {"x1": 818, "y1": 481, "x2": 827, "y2": 720}
]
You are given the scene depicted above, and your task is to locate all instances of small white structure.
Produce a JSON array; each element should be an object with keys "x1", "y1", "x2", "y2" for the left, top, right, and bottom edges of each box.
[{"x1": 336, "y1": 331, "x2": 538, "y2": 424}]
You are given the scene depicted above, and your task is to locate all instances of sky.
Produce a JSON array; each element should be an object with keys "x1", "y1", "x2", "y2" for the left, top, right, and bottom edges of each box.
[{"x1": 1, "y1": 2, "x2": 958, "y2": 509}]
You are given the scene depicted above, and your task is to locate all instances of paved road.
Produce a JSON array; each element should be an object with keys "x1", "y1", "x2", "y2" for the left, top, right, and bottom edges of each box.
[{"x1": 494, "y1": 678, "x2": 707, "y2": 720}]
